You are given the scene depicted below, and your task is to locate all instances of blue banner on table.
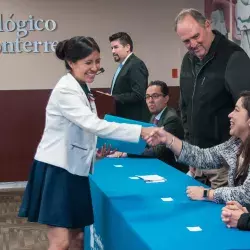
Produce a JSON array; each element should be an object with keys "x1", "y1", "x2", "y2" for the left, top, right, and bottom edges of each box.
[{"x1": 96, "y1": 115, "x2": 155, "y2": 155}]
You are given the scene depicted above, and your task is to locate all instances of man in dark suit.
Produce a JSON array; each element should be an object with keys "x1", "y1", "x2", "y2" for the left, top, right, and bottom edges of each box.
[
  {"x1": 109, "y1": 81, "x2": 188, "y2": 173},
  {"x1": 109, "y1": 32, "x2": 150, "y2": 122}
]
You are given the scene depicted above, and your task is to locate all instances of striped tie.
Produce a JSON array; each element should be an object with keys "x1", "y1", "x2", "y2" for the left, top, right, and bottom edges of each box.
[{"x1": 153, "y1": 117, "x2": 158, "y2": 125}]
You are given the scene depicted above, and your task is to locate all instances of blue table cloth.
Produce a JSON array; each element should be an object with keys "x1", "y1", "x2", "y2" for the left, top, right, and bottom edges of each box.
[{"x1": 85, "y1": 158, "x2": 250, "y2": 250}]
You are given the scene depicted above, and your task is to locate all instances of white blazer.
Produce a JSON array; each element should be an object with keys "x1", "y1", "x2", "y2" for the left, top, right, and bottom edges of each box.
[{"x1": 35, "y1": 73, "x2": 141, "y2": 176}]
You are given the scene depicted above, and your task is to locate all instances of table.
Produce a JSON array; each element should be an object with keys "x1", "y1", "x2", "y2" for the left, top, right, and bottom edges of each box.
[{"x1": 84, "y1": 158, "x2": 250, "y2": 250}]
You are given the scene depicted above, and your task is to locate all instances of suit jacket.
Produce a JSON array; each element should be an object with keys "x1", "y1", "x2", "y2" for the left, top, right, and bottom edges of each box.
[
  {"x1": 35, "y1": 73, "x2": 141, "y2": 176},
  {"x1": 112, "y1": 53, "x2": 150, "y2": 122},
  {"x1": 238, "y1": 205, "x2": 250, "y2": 231},
  {"x1": 129, "y1": 107, "x2": 188, "y2": 172}
]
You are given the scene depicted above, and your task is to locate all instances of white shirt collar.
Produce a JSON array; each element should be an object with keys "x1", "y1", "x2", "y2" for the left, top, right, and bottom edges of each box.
[
  {"x1": 121, "y1": 52, "x2": 133, "y2": 66},
  {"x1": 155, "y1": 106, "x2": 167, "y2": 121}
]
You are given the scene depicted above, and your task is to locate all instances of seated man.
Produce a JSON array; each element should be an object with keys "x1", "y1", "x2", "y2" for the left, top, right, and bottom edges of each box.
[{"x1": 109, "y1": 80, "x2": 188, "y2": 173}]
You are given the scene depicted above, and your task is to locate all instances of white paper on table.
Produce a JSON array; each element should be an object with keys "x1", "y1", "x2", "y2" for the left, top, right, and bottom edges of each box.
[
  {"x1": 129, "y1": 176, "x2": 140, "y2": 180},
  {"x1": 187, "y1": 226, "x2": 202, "y2": 232},
  {"x1": 114, "y1": 165, "x2": 123, "y2": 168},
  {"x1": 135, "y1": 174, "x2": 166, "y2": 183},
  {"x1": 161, "y1": 197, "x2": 173, "y2": 202},
  {"x1": 145, "y1": 180, "x2": 165, "y2": 183}
]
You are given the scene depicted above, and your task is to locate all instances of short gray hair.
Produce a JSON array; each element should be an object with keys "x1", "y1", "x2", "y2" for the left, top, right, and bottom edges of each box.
[{"x1": 174, "y1": 8, "x2": 207, "y2": 32}]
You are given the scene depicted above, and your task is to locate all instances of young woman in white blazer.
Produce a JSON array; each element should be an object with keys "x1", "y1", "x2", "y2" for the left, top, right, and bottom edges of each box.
[{"x1": 18, "y1": 36, "x2": 154, "y2": 250}]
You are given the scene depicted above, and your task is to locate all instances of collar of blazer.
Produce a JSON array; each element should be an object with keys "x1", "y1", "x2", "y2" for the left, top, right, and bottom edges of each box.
[
  {"x1": 121, "y1": 53, "x2": 136, "y2": 68},
  {"x1": 113, "y1": 53, "x2": 136, "y2": 85},
  {"x1": 150, "y1": 106, "x2": 169, "y2": 125},
  {"x1": 117, "y1": 53, "x2": 136, "y2": 76},
  {"x1": 63, "y1": 73, "x2": 93, "y2": 109},
  {"x1": 157, "y1": 106, "x2": 171, "y2": 126}
]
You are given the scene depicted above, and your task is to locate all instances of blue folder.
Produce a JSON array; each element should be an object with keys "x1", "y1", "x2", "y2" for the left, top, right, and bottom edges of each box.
[{"x1": 97, "y1": 115, "x2": 155, "y2": 155}]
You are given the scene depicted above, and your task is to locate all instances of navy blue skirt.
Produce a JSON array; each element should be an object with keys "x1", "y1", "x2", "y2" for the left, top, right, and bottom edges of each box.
[{"x1": 19, "y1": 160, "x2": 94, "y2": 229}]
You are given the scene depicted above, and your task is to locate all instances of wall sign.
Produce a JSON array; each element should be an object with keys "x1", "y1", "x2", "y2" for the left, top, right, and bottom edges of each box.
[{"x1": 0, "y1": 14, "x2": 58, "y2": 53}]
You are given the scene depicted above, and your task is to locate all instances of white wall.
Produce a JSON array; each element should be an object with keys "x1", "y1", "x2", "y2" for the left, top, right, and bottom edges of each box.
[{"x1": 0, "y1": 0, "x2": 204, "y2": 90}]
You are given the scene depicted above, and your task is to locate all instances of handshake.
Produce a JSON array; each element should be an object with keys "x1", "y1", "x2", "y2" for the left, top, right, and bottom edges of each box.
[
  {"x1": 97, "y1": 127, "x2": 174, "y2": 159},
  {"x1": 141, "y1": 126, "x2": 171, "y2": 146}
]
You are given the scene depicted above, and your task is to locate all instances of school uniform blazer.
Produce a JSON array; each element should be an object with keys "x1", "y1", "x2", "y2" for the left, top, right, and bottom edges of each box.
[{"x1": 35, "y1": 73, "x2": 141, "y2": 176}]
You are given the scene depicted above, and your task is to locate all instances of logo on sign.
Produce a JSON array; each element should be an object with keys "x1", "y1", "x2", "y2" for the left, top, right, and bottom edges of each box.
[{"x1": 0, "y1": 14, "x2": 58, "y2": 53}]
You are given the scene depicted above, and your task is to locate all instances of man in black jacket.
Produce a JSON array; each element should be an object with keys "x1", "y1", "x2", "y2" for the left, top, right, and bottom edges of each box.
[
  {"x1": 109, "y1": 32, "x2": 150, "y2": 122},
  {"x1": 175, "y1": 8, "x2": 250, "y2": 188}
]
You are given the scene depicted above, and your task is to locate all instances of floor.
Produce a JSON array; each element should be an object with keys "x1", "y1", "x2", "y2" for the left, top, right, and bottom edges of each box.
[{"x1": 0, "y1": 188, "x2": 49, "y2": 250}]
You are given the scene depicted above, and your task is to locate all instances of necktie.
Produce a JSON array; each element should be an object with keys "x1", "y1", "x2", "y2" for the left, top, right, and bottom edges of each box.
[
  {"x1": 153, "y1": 117, "x2": 158, "y2": 126},
  {"x1": 111, "y1": 64, "x2": 122, "y2": 94}
]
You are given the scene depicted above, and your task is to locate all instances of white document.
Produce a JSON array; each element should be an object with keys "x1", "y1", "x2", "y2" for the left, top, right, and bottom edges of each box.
[
  {"x1": 114, "y1": 165, "x2": 123, "y2": 168},
  {"x1": 187, "y1": 226, "x2": 202, "y2": 232},
  {"x1": 161, "y1": 197, "x2": 173, "y2": 202},
  {"x1": 136, "y1": 174, "x2": 166, "y2": 183},
  {"x1": 129, "y1": 176, "x2": 140, "y2": 180}
]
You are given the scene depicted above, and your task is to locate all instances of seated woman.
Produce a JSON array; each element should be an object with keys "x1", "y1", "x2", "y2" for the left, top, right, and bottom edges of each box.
[
  {"x1": 221, "y1": 201, "x2": 250, "y2": 230},
  {"x1": 145, "y1": 91, "x2": 250, "y2": 205}
]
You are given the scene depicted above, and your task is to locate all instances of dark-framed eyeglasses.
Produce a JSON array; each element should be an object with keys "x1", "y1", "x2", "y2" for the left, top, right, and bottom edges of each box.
[{"x1": 145, "y1": 93, "x2": 165, "y2": 100}]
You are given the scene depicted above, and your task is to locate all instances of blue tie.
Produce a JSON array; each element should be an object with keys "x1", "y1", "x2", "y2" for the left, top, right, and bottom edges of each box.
[{"x1": 111, "y1": 64, "x2": 122, "y2": 94}]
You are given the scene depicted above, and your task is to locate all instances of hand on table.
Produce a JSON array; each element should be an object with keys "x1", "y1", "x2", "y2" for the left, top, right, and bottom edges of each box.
[
  {"x1": 186, "y1": 186, "x2": 205, "y2": 200},
  {"x1": 96, "y1": 144, "x2": 115, "y2": 159},
  {"x1": 189, "y1": 166, "x2": 196, "y2": 176},
  {"x1": 225, "y1": 201, "x2": 248, "y2": 213},
  {"x1": 221, "y1": 200, "x2": 248, "y2": 228},
  {"x1": 107, "y1": 151, "x2": 127, "y2": 158},
  {"x1": 221, "y1": 206, "x2": 244, "y2": 228}
]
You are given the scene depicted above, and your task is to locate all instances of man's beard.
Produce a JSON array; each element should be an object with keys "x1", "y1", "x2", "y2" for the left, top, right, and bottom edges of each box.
[{"x1": 113, "y1": 54, "x2": 120, "y2": 62}]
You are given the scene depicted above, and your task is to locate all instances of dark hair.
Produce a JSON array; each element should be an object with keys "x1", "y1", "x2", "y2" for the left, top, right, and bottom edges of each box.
[
  {"x1": 109, "y1": 32, "x2": 133, "y2": 52},
  {"x1": 55, "y1": 36, "x2": 100, "y2": 70},
  {"x1": 174, "y1": 8, "x2": 207, "y2": 32},
  {"x1": 235, "y1": 91, "x2": 250, "y2": 186},
  {"x1": 148, "y1": 80, "x2": 169, "y2": 96}
]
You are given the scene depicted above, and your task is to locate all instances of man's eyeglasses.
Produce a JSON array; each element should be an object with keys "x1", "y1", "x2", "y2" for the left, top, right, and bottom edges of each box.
[{"x1": 145, "y1": 93, "x2": 165, "y2": 100}]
